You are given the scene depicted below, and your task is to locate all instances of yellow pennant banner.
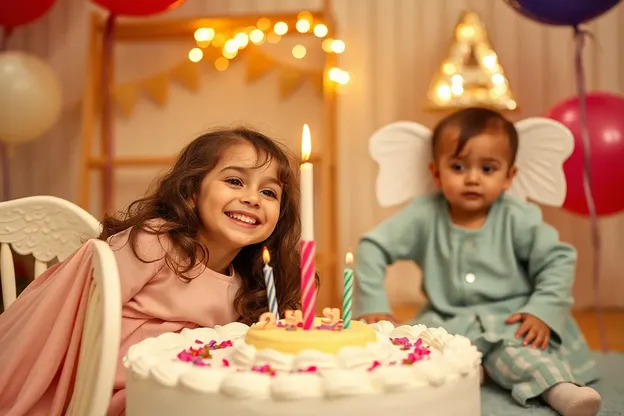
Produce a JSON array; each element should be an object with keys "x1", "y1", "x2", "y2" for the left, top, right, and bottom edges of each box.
[{"x1": 110, "y1": 46, "x2": 323, "y2": 118}]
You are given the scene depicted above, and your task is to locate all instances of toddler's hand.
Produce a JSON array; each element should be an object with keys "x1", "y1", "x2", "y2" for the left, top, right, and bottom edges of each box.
[
  {"x1": 356, "y1": 313, "x2": 399, "y2": 325},
  {"x1": 505, "y1": 313, "x2": 551, "y2": 350}
]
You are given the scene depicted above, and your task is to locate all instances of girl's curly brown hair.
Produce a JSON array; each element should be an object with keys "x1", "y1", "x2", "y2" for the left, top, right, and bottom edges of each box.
[{"x1": 98, "y1": 127, "x2": 309, "y2": 324}]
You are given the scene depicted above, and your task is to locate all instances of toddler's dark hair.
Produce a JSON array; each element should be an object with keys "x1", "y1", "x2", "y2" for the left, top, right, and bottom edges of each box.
[{"x1": 431, "y1": 107, "x2": 519, "y2": 163}]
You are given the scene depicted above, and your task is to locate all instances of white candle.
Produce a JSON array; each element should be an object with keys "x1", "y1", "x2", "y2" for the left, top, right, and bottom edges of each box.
[{"x1": 300, "y1": 124, "x2": 314, "y2": 241}]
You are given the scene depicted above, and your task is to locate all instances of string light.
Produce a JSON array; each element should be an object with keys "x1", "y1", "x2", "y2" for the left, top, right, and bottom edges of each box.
[
  {"x1": 273, "y1": 22, "x2": 288, "y2": 36},
  {"x1": 188, "y1": 48, "x2": 203, "y2": 63},
  {"x1": 328, "y1": 67, "x2": 350, "y2": 85},
  {"x1": 234, "y1": 32, "x2": 249, "y2": 48},
  {"x1": 321, "y1": 38, "x2": 334, "y2": 53},
  {"x1": 194, "y1": 28, "x2": 215, "y2": 42},
  {"x1": 330, "y1": 39, "x2": 345, "y2": 54},
  {"x1": 185, "y1": 12, "x2": 349, "y2": 86},
  {"x1": 257, "y1": 17, "x2": 271, "y2": 31},
  {"x1": 313, "y1": 24, "x2": 328, "y2": 38},
  {"x1": 296, "y1": 19, "x2": 311, "y2": 33},
  {"x1": 215, "y1": 57, "x2": 229, "y2": 71},
  {"x1": 297, "y1": 11, "x2": 314, "y2": 21},
  {"x1": 292, "y1": 44, "x2": 307, "y2": 59},
  {"x1": 249, "y1": 29, "x2": 265, "y2": 44}
]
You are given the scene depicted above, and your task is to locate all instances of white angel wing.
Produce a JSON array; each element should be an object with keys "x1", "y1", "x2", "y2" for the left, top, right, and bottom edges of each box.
[
  {"x1": 369, "y1": 121, "x2": 436, "y2": 207},
  {"x1": 0, "y1": 196, "x2": 102, "y2": 262},
  {"x1": 508, "y1": 117, "x2": 575, "y2": 207}
]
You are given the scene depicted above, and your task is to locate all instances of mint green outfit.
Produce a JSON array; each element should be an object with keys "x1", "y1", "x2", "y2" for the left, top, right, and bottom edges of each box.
[{"x1": 355, "y1": 193, "x2": 598, "y2": 405}]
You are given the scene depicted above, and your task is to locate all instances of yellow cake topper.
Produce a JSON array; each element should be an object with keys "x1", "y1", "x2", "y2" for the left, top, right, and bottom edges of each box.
[{"x1": 426, "y1": 10, "x2": 517, "y2": 112}]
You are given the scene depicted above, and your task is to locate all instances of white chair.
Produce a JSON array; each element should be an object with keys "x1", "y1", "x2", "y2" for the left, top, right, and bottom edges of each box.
[
  {"x1": 65, "y1": 239, "x2": 121, "y2": 416},
  {"x1": 0, "y1": 195, "x2": 102, "y2": 310}
]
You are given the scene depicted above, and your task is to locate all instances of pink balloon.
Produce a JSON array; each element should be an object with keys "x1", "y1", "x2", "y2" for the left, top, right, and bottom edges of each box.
[{"x1": 545, "y1": 92, "x2": 624, "y2": 217}]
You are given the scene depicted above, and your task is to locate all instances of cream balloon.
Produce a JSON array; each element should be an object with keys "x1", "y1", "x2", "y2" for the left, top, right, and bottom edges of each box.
[{"x1": 0, "y1": 51, "x2": 63, "y2": 144}]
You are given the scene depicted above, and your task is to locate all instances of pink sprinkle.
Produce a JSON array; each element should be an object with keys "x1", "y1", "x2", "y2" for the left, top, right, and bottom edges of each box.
[
  {"x1": 194, "y1": 339, "x2": 203, "y2": 344},
  {"x1": 177, "y1": 352, "x2": 193, "y2": 362},
  {"x1": 222, "y1": 359, "x2": 230, "y2": 367},
  {"x1": 414, "y1": 338, "x2": 422, "y2": 347},
  {"x1": 305, "y1": 366, "x2": 318, "y2": 372},
  {"x1": 367, "y1": 360, "x2": 382, "y2": 372}
]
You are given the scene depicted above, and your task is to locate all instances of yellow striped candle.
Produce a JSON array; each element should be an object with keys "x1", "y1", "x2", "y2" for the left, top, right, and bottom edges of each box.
[{"x1": 342, "y1": 252, "x2": 354, "y2": 329}]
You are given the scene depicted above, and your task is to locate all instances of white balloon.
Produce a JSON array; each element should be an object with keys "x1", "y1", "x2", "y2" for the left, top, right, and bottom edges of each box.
[{"x1": 0, "y1": 51, "x2": 63, "y2": 145}]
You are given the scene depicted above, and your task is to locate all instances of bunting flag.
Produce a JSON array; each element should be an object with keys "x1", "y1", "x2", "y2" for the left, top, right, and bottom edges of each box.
[
  {"x1": 170, "y1": 60, "x2": 200, "y2": 91},
  {"x1": 278, "y1": 66, "x2": 305, "y2": 98},
  {"x1": 111, "y1": 83, "x2": 139, "y2": 117},
  {"x1": 142, "y1": 73, "x2": 169, "y2": 105},
  {"x1": 109, "y1": 46, "x2": 323, "y2": 118},
  {"x1": 245, "y1": 47, "x2": 275, "y2": 82}
]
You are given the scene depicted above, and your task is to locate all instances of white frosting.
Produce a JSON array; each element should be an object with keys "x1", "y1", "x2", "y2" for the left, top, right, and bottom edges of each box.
[
  {"x1": 271, "y1": 373, "x2": 324, "y2": 400},
  {"x1": 124, "y1": 321, "x2": 482, "y2": 402},
  {"x1": 220, "y1": 371, "x2": 272, "y2": 399}
]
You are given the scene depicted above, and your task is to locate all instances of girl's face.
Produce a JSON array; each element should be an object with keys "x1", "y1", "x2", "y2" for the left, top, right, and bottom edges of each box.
[{"x1": 194, "y1": 143, "x2": 283, "y2": 250}]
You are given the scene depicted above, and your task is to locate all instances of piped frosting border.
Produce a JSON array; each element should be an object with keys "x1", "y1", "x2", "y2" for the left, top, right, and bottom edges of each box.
[{"x1": 124, "y1": 321, "x2": 482, "y2": 401}]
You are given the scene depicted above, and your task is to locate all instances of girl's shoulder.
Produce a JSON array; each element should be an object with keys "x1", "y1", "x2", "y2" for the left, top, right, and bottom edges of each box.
[{"x1": 107, "y1": 218, "x2": 174, "y2": 262}]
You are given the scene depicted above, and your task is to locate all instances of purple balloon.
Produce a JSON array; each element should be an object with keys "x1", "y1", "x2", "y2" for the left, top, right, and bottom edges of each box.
[{"x1": 503, "y1": 0, "x2": 620, "y2": 26}]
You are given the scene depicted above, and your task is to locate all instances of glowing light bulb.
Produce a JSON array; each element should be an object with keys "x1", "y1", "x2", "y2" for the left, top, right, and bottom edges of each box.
[
  {"x1": 194, "y1": 27, "x2": 215, "y2": 42},
  {"x1": 313, "y1": 23, "x2": 328, "y2": 37},
  {"x1": 215, "y1": 57, "x2": 229, "y2": 71},
  {"x1": 234, "y1": 32, "x2": 249, "y2": 48},
  {"x1": 292, "y1": 44, "x2": 307, "y2": 59},
  {"x1": 274, "y1": 21, "x2": 288, "y2": 36},
  {"x1": 257, "y1": 17, "x2": 271, "y2": 31},
  {"x1": 437, "y1": 84, "x2": 451, "y2": 101},
  {"x1": 224, "y1": 39, "x2": 239, "y2": 54},
  {"x1": 296, "y1": 19, "x2": 311, "y2": 33},
  {"x1": 330, "y1": 39, "x2": 345, "y2": 54},
  {"x1": 328, "y1": 67, "x2": 350, "y2": 85},
  {"x1": 250, "y1": 29, "x2": 265, "y2": 44},
  {"x1": 188, "y1": 47, "x2": 203, "y2": 63},
  {"x1": 442, "y1": 63, "x2": 455, "y2": 75},
  {"x1": 492, "y1": 73, "x2": 505, "y2": 85}
]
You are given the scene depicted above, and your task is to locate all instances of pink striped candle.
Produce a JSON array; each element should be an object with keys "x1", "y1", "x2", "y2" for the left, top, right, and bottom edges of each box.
[
  {"x1": 300, "y1": 240, "x2": 316, "y2": 329},
  {"x1": 300, "y1": 124, "x2": 317, "y2": 329}
]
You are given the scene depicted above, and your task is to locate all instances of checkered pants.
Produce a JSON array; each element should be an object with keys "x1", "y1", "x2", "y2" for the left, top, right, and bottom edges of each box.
[{"x1": 484, "y1": 343, "x2": 576, "y2": 405}]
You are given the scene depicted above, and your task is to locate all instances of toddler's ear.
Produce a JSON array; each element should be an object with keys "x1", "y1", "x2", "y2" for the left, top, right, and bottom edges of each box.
[
  {"x1": 503, "y1": 166, "x2": 518, "y2": 191},
  {"x1": 428, "y1": 162, "x2": 441, "y2": 188}
]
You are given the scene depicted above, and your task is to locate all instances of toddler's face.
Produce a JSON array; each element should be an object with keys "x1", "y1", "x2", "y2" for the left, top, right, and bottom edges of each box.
[
  {"x1": 194, "y1": 143, "x2": 282, "y2": 250},
  {"x1": 429, "y1": 127, "x2": 516, "y2": 215}
]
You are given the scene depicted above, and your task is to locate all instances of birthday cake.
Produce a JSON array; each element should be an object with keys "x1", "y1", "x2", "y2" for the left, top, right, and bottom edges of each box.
[{"x1": 124, "y1": 308, "x2": 482, "y2": 416}]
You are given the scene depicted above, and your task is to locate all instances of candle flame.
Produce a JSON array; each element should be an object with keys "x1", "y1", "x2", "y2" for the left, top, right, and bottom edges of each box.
[
  {"x1": 345, "y1": 252, "x2": 353, "y2": 265},
  {"x1": 263, "y1": 246, "x2": 271, "y2": 263},
  {"x1": 301, "y1": 124, "x2": 311, "y2": 161}
]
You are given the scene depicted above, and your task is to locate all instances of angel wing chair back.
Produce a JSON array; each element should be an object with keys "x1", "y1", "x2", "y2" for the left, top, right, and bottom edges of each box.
[
  {"x1": 369, "y1": 117, "x2": 574, "y2": 208},
  {"x1": 0, "y1": 195, "x2": 102, "y2": 310},
  {"x1": 65, "y1": 239, "x2": 122, "y2": 416}
]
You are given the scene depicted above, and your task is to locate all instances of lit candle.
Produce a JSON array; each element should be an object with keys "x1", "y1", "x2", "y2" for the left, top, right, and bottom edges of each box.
[
  {"x1": 300, "y1": 124, "x2": 317, "y2": 330},
  {"x1": 263, "y1": 247, "x2": 279, "y2": 320},
  {"x1": 300, "y1": 124, "x2": 314, "y2": 240},
  {"x1": 342, "y1": 252, "x2": 354, "y2": 329}
]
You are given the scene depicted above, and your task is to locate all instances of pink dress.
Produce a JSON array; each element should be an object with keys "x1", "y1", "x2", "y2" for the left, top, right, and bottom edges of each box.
[{"x1": 0, "y1": 226, "x2": 242, "y2": 416}]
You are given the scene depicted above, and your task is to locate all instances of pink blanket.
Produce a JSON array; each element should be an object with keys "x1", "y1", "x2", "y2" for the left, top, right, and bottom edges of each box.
[{"x1": 0, "y1": 243, "x2": 94, "y2": 416}]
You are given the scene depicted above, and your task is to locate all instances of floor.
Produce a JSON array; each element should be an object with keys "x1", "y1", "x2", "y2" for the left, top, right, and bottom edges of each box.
[{"x1": 392, "y1": 304, "x2": 624, "y2": 352}]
